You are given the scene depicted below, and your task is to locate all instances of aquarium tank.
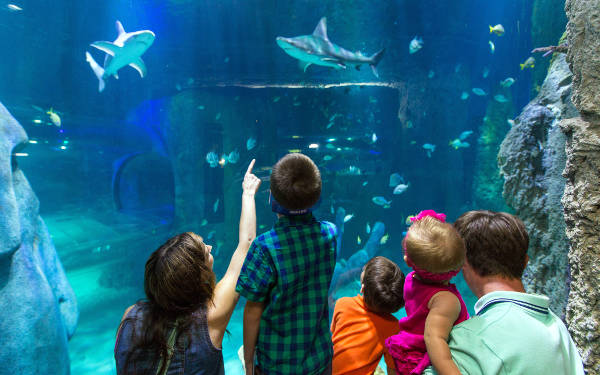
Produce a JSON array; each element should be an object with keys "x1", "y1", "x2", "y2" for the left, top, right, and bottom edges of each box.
[{"x1": 1, "y1": 0, "x2": 582, "y2": 374}]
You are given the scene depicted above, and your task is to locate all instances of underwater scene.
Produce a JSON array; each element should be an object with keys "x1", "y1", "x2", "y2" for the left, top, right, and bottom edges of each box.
[{"x1": 0, "y1": 0, "x2": 569, "y2": 374}]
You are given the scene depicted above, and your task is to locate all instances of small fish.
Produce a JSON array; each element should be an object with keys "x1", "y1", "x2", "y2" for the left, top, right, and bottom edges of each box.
[
  {"x1": 369, "y1": 96, "x2": 378, "y2": 104},
  {"x1": 489, "y1": 40, "x2": 495, "y2": 54},
  {"x1": 489, "y1": 24, "x2": 505, "y2": 36},
  {"x1": 423, "y1": 143, "x2": 436, "y2": 158},
  {"x1": 500, "y1": 77, "x2": 516, "y2": 87},
  {"x1": 393, "y1": 183, "x2": 410, "y2": 195},
  {"x1": 201, "y1": 219, "x2": 208, "y2": 226},
  {"x1": 459, "y1": 130, "x2": 473, "y2": 140},
  {"x1": 428, "y1": 70, "x2": 435, "y2": 79},
  {"x1": 460, "y1": 91, "x2": 469, "y2": 100},
  {"x1": 409, "y1": 36, "x2": 423, "y2": 54},
  {"x1": 472, "y1": 88, "x2": 487, "y2": 96},
  {"x1": 213, "y1": 198, "x2": 220, "y2": 213},
  {"x1": 7, "y1": 3, "x2": 22, "y2": 11},
  {"x1": 520, "y1": 57, "x2": 535, "y2": 70},
  {"x1": 273, "y1": 96, "x2": 281, "y2": 102},
  {"x1": 482, "y1": 67, "x2": 490, "y2": 79},
  {"x1": 226, "y1": 150, "x2": 240, "y2": 164},
  {"x1": 380, "y1": 234, "x2": 389, "y2": 245},
  {"x1": 362, "y1": 181, "x2": 368, "y2": 186},
  {"x1": 405, "y1": 215, "x2": 416, "y2": 225},
  {"x1": 207, "y1": 230, "x2": 216, "y2": 240},
  {"x1": 206, "y1": 151, "x2": 219, "y2": 168},
  {"x1": 176, "y1": 84, "x2": 182, "y2": 91},
  {"x1": 323, "y1": 155, "x2": 333, "y2": 161},
  {"x1": 330, "y1": 205, "x2": 335, "y2": 215},
  {"x1": 357, "y1": 235, "x2": 362, "y2": 245},
  {"x1": 344, "y1": 214, "x2": 354, "y2": 223},
  {"x1": 215, "y1": 112, "x2": 222, "y2": 121},
  {"x1": 494, "y1": 94, "x2": 509, "y2": 103},
  {"x1": 326, "y1": 144, "x2": 335, "y2": 150},
  {"x1": 246, "y1": 137, "x2": 257, "y2": 150},
  {"x1": 389, "y1": 173, "x2": 404, "y2": 187},
  {"x1": 454, "y1": 63, "x2": 462, "y2": 73},
  {"x1": 197, "y1": 105, "x2": 205, "y2": 110},
  {"x1": 46, "y1": 109, "x2": 61, "y2": 127},
  {"x1": 406, "y1": 120, "x2": 414, "y2": 128},
  {"x1": 224, "y1": 57, "x2": 230, "y2": 63},
  {"x1": 372, "y1": 196, "x2": 391, "y2": 206},
  {"x1": 366, "y1": 223, "x2": 371, "y2": 234},
  {"x1": 507, "y1": 119, "x2": 515, "y2": 127},
  {"x1": 449, "y1": 139, "x2": 470, "y2": 149},
  {"x1": 372, "y1": 133, "x2": 378, "y2": 143}
]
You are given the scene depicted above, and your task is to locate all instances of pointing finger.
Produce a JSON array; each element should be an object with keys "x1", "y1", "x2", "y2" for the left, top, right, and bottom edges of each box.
[{"x1": 246, "y1": 159, "x2": 256, "y2": 175}]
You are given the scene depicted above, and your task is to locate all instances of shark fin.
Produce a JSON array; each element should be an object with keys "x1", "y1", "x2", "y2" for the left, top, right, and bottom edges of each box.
[
  {"x1": 299, "y1": 60, "x2": 312, "y2": 73},
  {"x1": 369, "y1": 48, "x2": 385, "y2": 78},
  {"x1": 313, "y1": 17, "x2": 329, "y2": 41},
  {"x1": 85, "y1": 51, "x2": 106, "y2": 92},
  {"x1": 129, "y1": 58, "x2": 147, "y2": 78},
  {"x1": 91, "y1": 41, "x2": 120, "y2": 56},
  {"x1": 116, "y1": 20, "x2": 126, "y2": 36}
]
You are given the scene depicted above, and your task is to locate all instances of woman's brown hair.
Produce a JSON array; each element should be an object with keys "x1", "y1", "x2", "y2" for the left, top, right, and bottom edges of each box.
[{"x1": 120, "y1": 232, "x2": 216, "y2": 374}]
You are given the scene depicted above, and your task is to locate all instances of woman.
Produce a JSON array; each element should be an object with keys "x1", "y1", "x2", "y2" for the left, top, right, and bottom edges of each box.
[{"x1": 115, "y1": 159, "x2": 261, "y2": 374}]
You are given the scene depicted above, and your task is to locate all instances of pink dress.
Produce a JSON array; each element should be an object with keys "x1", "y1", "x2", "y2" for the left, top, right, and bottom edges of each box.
[{"x1": 384, "y1": 271, "x2": 469, "y2": 375}]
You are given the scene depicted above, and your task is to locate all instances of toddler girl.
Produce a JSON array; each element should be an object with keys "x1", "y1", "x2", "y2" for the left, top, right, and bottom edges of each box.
[{"x1": 385, "y1": 210, "x2": 469, "y2": 375}]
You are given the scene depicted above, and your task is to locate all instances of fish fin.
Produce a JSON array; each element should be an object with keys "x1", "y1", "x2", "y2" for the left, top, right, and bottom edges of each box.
[
  {"x1": 299, "y1": 60, "x2": 312, "y2": 72},
  {"x1": 369, "y1": 48, "x2": 385, "y2": 78},
  {"x1": 85, "y1": 51, "x2": 106, "y2": 92},
  {"x1": 129, "y1": 58, "x2": 147, "y2": 78},
  {"x1": 489, "y1": 25, "x2": 493, "y2": 33},
  {"x1": 90, "y1": 41, "x2": 120, "y2": 56},
  {"x1": 313, "y1": 17, "x2": 329, "y2": 41},
  {"x1": 520, "y1": 63, "x2": 525, "y2": 70},
  {"x1": 116, "y1": 20, "x2": 126, "y2": 36}
]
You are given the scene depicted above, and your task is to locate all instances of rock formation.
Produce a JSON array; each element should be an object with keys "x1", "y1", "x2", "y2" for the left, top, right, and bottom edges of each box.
[
  {"x1": 562, "y1": 1, "x2": 600, "y2": 371},
  {"x1": 0, "y1": 102, "x2": 78, "y2": 375},
  {"x1": 498, "y1": 54, "x2": 576, "y2": 318}
]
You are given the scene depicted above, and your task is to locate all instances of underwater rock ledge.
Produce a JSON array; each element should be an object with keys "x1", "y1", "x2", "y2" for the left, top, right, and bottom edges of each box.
[
  {"x1": 563, "y1": 0, "x2": 600, "y2": 372},
  {"x1": 499, "y1": 53, "x2": 576, "y2": 319},
  {"x1": 0, "y1": 102, "x2": 78, "y2": 375}
]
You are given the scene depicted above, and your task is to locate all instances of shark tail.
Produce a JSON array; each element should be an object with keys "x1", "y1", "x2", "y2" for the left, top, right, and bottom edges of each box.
[
  {"x1": 85, "y1": 51, "x2": 106, "y2": 92},
  {"x1": 369, "y1": 48, "x2": 385, "y2": 78}
]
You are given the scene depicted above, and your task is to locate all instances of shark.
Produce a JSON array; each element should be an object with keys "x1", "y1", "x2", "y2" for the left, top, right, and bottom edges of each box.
[
  {"x1": 85, "y1": 20, "x2": 155, "y2": 92},
  {"x1": 276, "y1": 17, "x2": 385, "y2": 78}
]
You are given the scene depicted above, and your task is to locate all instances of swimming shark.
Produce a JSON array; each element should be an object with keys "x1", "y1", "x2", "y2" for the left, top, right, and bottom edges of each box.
[
  {"x1": 276, "y1": 17, "x2": 385, "y2": 78},
  {"x1": 85, "y1": 21, "x2": 155, "y2": 92}
]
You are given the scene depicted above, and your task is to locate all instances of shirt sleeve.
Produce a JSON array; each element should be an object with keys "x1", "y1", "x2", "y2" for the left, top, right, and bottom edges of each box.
[{"x1": 235, "y1": 239, "x2": 275, "y2": 302}]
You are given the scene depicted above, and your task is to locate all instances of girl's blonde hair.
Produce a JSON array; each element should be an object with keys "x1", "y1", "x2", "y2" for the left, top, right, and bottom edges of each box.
[{"x1": 404, "y1": 216, "x2": 466, "y2": 273}]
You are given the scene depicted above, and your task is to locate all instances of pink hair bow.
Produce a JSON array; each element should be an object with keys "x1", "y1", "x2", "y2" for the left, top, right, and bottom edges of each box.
[{"x1": 410, "y1": 209, "x2": 446, "y2": 223}]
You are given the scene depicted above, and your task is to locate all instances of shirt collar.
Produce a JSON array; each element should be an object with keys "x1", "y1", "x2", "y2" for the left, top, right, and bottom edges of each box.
[
  {"x1": 275, "y1": 213, "x2": 316, "y2": 228},
  {"x1": 474, "y1": 291, "x2": 550, "y2": 316}
]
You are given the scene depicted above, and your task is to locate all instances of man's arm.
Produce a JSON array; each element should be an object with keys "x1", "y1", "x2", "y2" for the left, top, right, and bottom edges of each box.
[
  {"x1": 243, "y1": 300, "x2": 265, "y2": 375},
  {"x1": 424, "y1": 291, "x2": 462, "y2": 375}
]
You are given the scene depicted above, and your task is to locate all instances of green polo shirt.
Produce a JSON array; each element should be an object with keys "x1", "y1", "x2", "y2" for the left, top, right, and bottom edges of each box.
[{"x1": 423, "y1": 291, "x2": 584, "y2": 375}]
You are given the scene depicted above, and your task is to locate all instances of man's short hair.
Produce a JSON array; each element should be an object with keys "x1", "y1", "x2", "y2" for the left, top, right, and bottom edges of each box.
[
  {"x1": 362, "y1": 256, "x2": 405, "y2": 313},
  {"x1": 270, "y1": 153, "x2": 321, "y2": 211},
  {"x1": 453, "y1": 210, "x2": 529, "y2": 279}
]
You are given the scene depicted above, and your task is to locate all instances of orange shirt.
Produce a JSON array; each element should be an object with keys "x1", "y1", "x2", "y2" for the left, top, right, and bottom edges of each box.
[{"x1": 331, "y1": 295, "x2": 399, "y2": 375}]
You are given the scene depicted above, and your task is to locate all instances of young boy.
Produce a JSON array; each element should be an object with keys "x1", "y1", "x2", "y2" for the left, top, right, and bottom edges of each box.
[
  {"x1": 331, "y1": 256, "x2": 405, "y2": 375},
  {"x1": 236, "y1": 153, "x2": 337, "y2": 375}
]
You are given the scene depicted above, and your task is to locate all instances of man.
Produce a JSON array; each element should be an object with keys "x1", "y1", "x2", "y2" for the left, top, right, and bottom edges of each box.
[{"x1": 425, "y1": 210, "x2": 584, "y2": 374}]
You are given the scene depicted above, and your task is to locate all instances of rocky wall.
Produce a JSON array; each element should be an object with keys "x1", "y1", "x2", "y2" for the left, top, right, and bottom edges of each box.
[
  {"x1": 563, "y1": 0, "x2": 600, "y2": 372},
  {"x1": 0, "y1": 102, "x2": 78, "y2": 375},
  {"x1": 498, "y1": 54, "x2": 576, "y2": 318}
]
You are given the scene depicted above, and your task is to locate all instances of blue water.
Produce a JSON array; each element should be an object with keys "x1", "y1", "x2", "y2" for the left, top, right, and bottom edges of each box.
[{"x1": 0, "y1": 0, "x2": 560, "y2": 373}]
